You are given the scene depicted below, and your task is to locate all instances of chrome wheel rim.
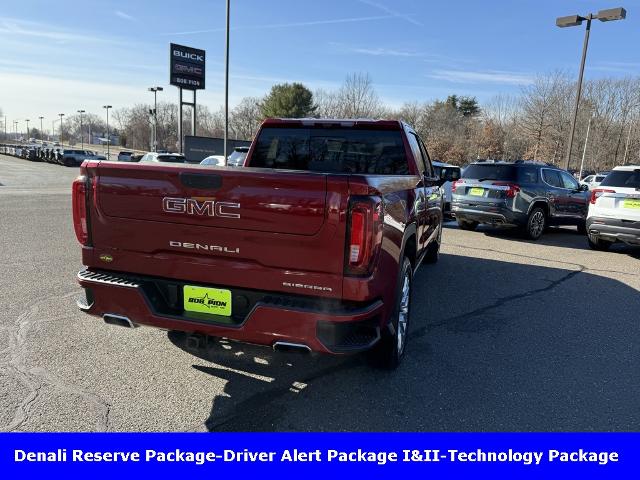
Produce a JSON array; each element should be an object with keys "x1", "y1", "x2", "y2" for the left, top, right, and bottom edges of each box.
[
  {"x1": 529, "y1": 211, "x2": 544, "y2": 237},
  {"x1": 397, "y1": 272, "x2": 410, "y2": 355}
]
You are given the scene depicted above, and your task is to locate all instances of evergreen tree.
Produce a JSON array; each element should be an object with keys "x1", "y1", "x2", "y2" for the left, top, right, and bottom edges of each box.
[{"x1": 261, "y1": 83, "x2": 316, "y2": 118}]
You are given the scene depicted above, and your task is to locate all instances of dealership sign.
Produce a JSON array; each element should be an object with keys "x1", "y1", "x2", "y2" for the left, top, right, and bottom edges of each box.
[{"x1": 170, "y1": 43, "x2": 205, "y2": 90}]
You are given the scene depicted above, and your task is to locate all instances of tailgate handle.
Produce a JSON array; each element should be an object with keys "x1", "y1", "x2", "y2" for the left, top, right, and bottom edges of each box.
[{"x1": 179, "y1": 173, "x2": 222, "y2": 190}]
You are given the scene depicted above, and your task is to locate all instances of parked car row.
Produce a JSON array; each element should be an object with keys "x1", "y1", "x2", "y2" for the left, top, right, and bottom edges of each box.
[
  {"x1": 1, "y1": 142, "x2": 250, "y2": 167},
  {"x1": 451, "y1": 160, "x2": 640, "y2": 250},
  {"x1": 0, "y1": 143, "x2": 106, "y2": 166}
]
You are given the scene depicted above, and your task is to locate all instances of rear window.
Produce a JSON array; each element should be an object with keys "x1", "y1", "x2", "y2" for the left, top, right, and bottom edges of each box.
[
  {"x1": 600, "y1": 170, "x2": 640, "y2": 189},
  {"x1": 463, "y1": 164, "x2": 518, "y2": 181},
  {"x1": 157, "y1": 155, "x2": 185, "y2": 163},
  {"x1": 250, "y1": 127, "x2": 409, "y2": 174}
]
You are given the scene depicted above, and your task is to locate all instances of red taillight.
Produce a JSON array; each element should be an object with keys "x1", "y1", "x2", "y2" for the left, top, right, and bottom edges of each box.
[
  {"x1": 494, "y1": 182, "x2": 521, "y2": 198},
  {"x1": 72, "y1": 176, "x2": 89, "y2": 245},
  {"x1": 452, "y1": 179, "x2": 464, "y2": 193},
  {"x1": 349, "y1": 210, "x2": 366, "y2": 264},
  {"x1": 590, "y1": 188, "x2": 615, "y2": 204},
  {"x1": 346, "y1": 198, "x2": 383, "y2": 276},
  {"x1": 505, "y1": 184, "x2": 520, "y2": 198}
]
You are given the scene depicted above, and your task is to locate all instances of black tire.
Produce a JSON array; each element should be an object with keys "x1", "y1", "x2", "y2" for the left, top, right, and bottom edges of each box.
[
  {"x1": 588, "y1": 234, "x2": 613, "y2": 251},
  {"x1": 524, "y1": 207, "x2": 546, "y2": 240},
  {"x1": 423, "y1": 225, "x2": 441, "y2": 264},
  {"x1": 368, "y1": 257, "x2": 412, "y2": 370},
  {"x1": 577, "y1": 220, "x2": 587, "y2": 235},
  {"x1": 457, "y1": 219, "x2": 478, "y2": 231}
]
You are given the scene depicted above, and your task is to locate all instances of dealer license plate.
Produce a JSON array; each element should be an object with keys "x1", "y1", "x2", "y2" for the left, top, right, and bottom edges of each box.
[
  {"x1": 469, "y1": 187, "x2": 485, "y2": 196},
  {"x1": 623, "y1": 198, "x2": 640, "y2": 209},
  {"x1": 183, "y1": 285, "x2": 232, "y2": 316}
]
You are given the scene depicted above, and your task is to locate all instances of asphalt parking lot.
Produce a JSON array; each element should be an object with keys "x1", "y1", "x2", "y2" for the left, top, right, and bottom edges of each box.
[{"x1": 1, "y1": 154, "x2": 638, "y2": 432}]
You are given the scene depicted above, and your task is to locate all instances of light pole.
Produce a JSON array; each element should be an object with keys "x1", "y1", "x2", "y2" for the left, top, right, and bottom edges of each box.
[
  {"x1": 556, "y1": 7, "x2": 626, "y2": 170},
  {"x1": 148, "y1": 87, "x2": 163, "y2": 152},
  {"x1": 103, "y1": 105, "x2": 112, "y2": 159},
  {"x1": 25, "y1": 119, "x2": 30, "y2": 141},
  {"x1": 578, "y1": 115, "x2": 592, "y2": 181},
  {"x1": 224, "y1": 0, "x2": 230, "y2": 163},
  {"x1": 77, "y1": 109, "x2": 85, "y2": 149},
  {"x1": 39, "y1": 116, "x2": 44, "y2": 141},
  {"x1": 58, "y1": 113, "x2": 65, "y2": 145},
  {"x1": 13, "y1": 121, "x2": 18, "y2": 141}
]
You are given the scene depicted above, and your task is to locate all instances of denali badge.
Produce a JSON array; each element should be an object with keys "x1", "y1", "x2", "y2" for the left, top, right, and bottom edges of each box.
[
  {"x1": 162, "y1": 197, "x2": 240, "y2": 218},
  {"x1": 282, "y1": 282, "x2": 333, "y2": 292},
  {"x1": 170, "y1": 241, "x2": 239, "y2": 254}
]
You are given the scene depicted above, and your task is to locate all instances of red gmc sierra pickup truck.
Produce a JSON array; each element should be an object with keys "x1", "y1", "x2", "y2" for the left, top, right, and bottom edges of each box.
[{"x1": 73, "y1": 118, "x2": 451, "y2": 368}]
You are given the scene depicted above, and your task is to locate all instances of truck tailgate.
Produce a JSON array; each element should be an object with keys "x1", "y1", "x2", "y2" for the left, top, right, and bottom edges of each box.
[
  {"x1": 85, "y1": 162, "x2": 349, "y2": 298},
  {"x1": 96, "y1": 163, "x2": 327, "y2": 235}
]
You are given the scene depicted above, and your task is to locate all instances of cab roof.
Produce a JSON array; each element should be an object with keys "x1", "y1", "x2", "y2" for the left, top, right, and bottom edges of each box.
[{"x1": 261, "y1": 118, "x2": 403, "y2": 130}]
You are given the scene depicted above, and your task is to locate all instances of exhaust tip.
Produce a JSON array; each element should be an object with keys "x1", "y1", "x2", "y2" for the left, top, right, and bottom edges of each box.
[
  {"x1": 272, "y1": 341, "x2": 311, "y2": 353},
  {"x1": 103, "y1": 313, "x2": 136, "y2": 328}
]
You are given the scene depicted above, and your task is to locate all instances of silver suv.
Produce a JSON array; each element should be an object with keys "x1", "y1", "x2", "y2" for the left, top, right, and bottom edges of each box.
[
  {"x1": 61, "y1": 149, "x2": 95, "y2": 167},
  {"x1": 452, "y1": 161, "x2": 590, "y2": 240}
]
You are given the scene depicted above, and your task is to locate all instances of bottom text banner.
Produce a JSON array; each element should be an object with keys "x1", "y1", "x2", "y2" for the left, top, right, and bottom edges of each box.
[{"x1": 2, "y1": 433, "x2": 638, "y2": 478}]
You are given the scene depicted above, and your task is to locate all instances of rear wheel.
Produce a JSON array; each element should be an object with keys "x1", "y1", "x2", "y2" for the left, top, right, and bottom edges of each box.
[
  {"x1": 525, "y1": 207, "x2": 546, "y2": 240},
  {"x1": 368, "y1": 257, "x2": 412, "y2": 370},
  {"x1": 588, "y1": 234, "x2": 613, "y2": 251},
  {"x1": 457, "y1": 219, "x2": 478, "y2": 231}
]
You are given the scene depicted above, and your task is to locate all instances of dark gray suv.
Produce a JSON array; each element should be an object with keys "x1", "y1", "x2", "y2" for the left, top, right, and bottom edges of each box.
[{"x1": 451, "y1": 161, "x2": 590, "y2": 240}]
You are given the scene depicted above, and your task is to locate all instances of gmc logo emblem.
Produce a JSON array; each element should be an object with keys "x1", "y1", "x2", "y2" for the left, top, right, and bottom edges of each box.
[{"x1": 162, "y1": 197, "x2": 240, "y2": 218}]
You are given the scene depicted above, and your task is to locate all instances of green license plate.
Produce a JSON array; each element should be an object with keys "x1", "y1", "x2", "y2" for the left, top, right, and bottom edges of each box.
[
  {"x1": 183, "y1": 285, "x2": 232, "y2": 316},
  {"x1": 623, "y1": 198, "x2": 640, "y2": 209},
  {"x1": 469, "y1": 187, "x2": 485, "y2": 196}
]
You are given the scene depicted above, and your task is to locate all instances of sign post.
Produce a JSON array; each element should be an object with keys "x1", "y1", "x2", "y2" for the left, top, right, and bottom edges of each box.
[{"x1": 170, "y1": 43, "x2": 206, "y2": 153}]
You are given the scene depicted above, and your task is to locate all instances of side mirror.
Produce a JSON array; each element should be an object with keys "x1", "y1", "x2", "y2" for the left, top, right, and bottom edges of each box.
[{"x1": 440, "y1": 167, "x2": 461, "y2": 182}]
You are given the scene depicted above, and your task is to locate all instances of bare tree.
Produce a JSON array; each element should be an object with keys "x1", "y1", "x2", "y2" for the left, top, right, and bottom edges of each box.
[
  {"x1": 518, "y1": 73, "x2": 565, "y2": 161},
  {"x1": 336, "y1": 73, "x2": 384, "y2": 118},
  {"x1": 230, "y1": 97, "x2": 262, "y2": 140},
  {"x1": 314, "y1": 89, "x2": 343, "y2": 118}
]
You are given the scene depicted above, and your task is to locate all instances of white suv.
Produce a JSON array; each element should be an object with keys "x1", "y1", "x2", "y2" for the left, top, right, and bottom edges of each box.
[
  {"x1": 580, "y1": 173, "x2": 606, "y2": 190},
  {"x1": 586, "y1": 166, "x2": 640, "y2": 250}
]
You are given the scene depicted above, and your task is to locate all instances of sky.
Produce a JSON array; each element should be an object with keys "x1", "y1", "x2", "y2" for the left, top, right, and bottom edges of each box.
[{"x1": 1, "y1": 0, "x2": 639, "y2": 133}]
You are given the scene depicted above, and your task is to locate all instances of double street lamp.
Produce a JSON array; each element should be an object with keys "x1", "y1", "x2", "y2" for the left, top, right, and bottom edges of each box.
[
  {"x1": 556, "y1": 7, "x2": 627, "y2": 170},
  {"x1": 148, "y1": 87, "x2": 163, "y2": 151},
  {"x1": 103, "y1": 105, "x2": 112, "y2": 159},
  {"x1": 77, "y1": 109, "x2": 86, "y2": 149}
]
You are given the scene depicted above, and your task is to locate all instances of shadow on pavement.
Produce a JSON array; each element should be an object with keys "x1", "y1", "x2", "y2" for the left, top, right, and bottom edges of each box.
[{"x1": 168, "y1": 252, "x2": 640, "y2": 432}]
